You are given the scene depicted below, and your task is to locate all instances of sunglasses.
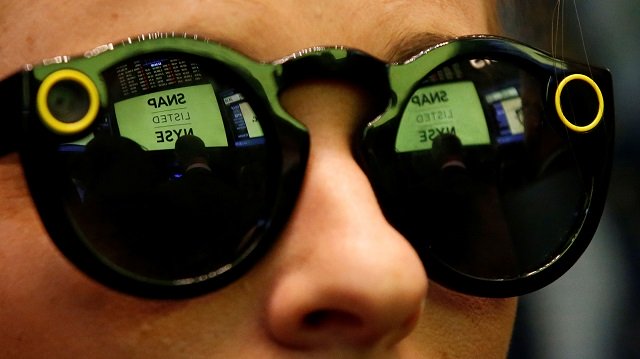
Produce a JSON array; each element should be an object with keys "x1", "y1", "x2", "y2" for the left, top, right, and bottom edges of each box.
[{"x1": 0, "y1": 33, "x2": 614, "y2": 298}]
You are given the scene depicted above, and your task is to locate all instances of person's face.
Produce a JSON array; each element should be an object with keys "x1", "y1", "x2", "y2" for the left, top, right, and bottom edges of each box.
[{"x1": 0, "y1": 1, "x2": 517, "y2": 358}]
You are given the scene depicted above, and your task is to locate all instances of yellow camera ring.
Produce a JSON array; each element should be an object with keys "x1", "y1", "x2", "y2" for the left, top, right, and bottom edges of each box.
[
  {"x1": 554, "y1": 74, "x2": 604, "y2": 133},
  {"x1": 36, "y1": 69, "x2": 100, "y2": 135}
]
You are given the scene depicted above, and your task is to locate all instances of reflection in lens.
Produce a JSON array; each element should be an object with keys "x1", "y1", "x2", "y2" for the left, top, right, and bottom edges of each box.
[
  {"x1": 55, "y1": 54, "x2": 271, "y2": 282},
  {"x1": 61, "y1": 124, "x2": 268, "y2": 281},
  {"x1": 388, "y1": 59, "x2": 586, "y2": 280}
]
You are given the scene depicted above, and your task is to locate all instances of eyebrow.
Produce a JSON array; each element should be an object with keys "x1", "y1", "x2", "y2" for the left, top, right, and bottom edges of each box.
[{"x1": 384, "y1": 31, "x2": 455, "y2": 63}]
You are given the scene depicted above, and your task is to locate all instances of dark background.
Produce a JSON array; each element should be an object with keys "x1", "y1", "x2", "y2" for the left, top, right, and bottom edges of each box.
[{"x1": 504, "y1": 1, "x2": 640, "y2": 358}]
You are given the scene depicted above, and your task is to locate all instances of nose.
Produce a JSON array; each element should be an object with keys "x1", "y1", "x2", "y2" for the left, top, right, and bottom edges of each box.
[{"x1": 265, "y1": 81, "x2": 428, "y2": 350}]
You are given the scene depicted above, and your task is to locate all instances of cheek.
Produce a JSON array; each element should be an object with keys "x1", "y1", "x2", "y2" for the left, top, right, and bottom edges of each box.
[
  {"x1": 0, "y1": 158, "x2": 101, "y2": 351},
  {"x1": 410, "y1": 284, "x2": 517, "y2": 357},
  {"x1": 0, "y1": 201, "x2": 196, "y2": 357},
  {"x1": 0, "y1": 155, "x2": 265, "y2": 357},
  {"x1": 0, "y1": 156, "x2": 157, "y2": 354},
  {"x1": 0, "y1": 155, "x2": 79, "y2": 302}
]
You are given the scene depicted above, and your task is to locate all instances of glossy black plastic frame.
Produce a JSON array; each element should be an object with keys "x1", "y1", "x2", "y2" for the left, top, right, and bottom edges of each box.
[
  {"x1": 362, "y1": 38, "x2": 614, "y2": 297},
  {"x1": 0, "y1": 33, "x2": 614, "y2": 298}
]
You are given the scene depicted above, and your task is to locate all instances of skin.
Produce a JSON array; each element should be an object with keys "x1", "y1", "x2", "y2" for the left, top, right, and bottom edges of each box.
[{"x1": 0, "y1": 1, "x2": 517, "y2": 358}]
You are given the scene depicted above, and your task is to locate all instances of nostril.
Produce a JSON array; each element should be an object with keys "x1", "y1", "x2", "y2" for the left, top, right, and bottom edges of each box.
[
  {"x1": 299, "y1": 309, "x2": 383, "y2": 346},
  {"x1": 303, "y1": 309, "x2": 364, "y2": 329}
]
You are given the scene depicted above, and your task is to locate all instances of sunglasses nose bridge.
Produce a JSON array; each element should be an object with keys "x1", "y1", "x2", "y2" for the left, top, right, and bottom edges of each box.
[{"x1": 276, "y1": 49, "x2": 391, "y2": 113}]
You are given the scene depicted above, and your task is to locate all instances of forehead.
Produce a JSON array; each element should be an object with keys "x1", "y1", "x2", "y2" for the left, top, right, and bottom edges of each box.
[
  {"x1": 0, "y1": 0, "x2": 496, "y2": 77},
  {"x1": 201, "y1": 0, "x2": 497, "y2": 59}
]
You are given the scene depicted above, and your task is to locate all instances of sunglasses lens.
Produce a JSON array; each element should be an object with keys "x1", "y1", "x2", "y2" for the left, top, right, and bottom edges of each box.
[
  {"x1": 369, "y1": 57, "x2": 607, "y2": 284},
  {"x1": 31, "y1": 53, "x2": 279, "y2": 284}
]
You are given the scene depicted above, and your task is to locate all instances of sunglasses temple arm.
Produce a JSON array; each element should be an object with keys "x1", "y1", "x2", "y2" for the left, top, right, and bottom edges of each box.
[{"x1": 0, "y1": 72, "x2": 24, "y2": 157}]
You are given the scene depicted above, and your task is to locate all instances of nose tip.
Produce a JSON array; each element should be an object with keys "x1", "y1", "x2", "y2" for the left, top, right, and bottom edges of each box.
[
  {"x1": 267, "y1": 266, "x2": 426, "y2": 349},
  {"x1": 264, "y1": 153, "x2": 427, "y2": 350}
]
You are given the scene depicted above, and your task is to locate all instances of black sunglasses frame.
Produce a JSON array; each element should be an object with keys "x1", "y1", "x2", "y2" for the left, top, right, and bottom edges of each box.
[
  {"x1": 362, "y1": 38, "x2": 614, "y2": 297},
  {"x1": 0, "y1": 34, "x2": 614, "y2": 298}
]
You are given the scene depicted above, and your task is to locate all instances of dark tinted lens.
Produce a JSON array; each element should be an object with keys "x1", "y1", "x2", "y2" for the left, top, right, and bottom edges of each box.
[
  {"x1": 52, "y1": 55, "x2": 272, "y2": 282},
  {"x1": 379, "y1": 59, "x2": 590, "y2": 280}
]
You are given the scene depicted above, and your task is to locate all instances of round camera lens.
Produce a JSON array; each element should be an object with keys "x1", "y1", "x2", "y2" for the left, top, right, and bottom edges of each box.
[{"x1": 47, "y1": 80, "x2": 91, "y2": 123}]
